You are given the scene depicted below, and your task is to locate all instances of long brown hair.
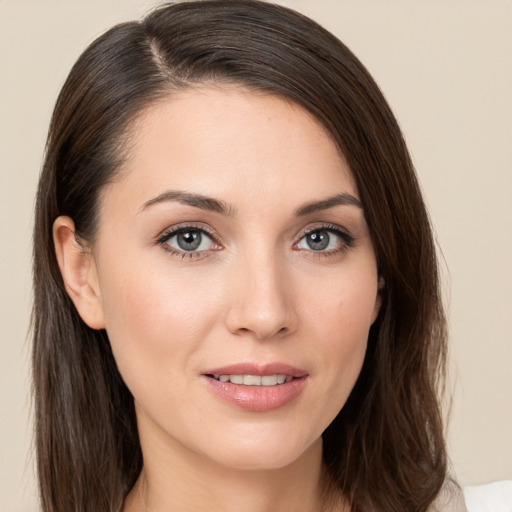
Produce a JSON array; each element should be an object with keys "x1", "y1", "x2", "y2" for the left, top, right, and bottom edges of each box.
[{"x1": 32, "y1": 1, "x2": 447, "y2": 511}]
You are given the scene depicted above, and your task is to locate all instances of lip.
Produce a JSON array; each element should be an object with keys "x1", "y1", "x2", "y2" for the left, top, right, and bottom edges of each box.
[
  {"x1": 202, "y1": 362, "x2": 309, "y2": 412},
  {"x1": 204, "y1": 362, "x2": 308, "y2": 378}
]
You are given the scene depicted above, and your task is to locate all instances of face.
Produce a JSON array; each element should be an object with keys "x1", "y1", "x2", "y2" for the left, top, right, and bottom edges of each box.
[{"x1": 89, "y1": 87, "x2": 380, "y2": 470}]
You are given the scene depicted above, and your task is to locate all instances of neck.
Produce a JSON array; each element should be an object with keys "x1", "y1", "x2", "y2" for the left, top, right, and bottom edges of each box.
[{"x1": 124, "y1": 426, "x2": 345, "y2": 512}]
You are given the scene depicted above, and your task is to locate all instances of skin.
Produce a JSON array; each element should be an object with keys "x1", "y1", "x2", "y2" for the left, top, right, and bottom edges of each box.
[{"x1": 54, "y1": 86, "x2": 381, "y2": 512}]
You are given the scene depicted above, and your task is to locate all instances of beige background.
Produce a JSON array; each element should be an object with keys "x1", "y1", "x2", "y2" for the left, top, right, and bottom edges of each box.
[{"x1": 1, "y1": 1, "x2": 511, "y2": 510}]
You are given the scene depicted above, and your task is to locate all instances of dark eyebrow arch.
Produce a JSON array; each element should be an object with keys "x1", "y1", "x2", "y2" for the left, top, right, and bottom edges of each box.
[
  {"x1": 139, "y1": 190, "x2": 235, "y2": 216},
  {"x1": 294, "y1": 193, "x2": 363, "y2": 216}
]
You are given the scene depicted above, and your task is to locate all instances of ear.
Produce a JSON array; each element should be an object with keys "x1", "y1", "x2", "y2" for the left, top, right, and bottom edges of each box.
[
  {"x1": 371, "y1": 275, "x2": 385, "y2": 323},
  {"x1": 53, "y1": 216, "x2": 106, "y2": 329}
]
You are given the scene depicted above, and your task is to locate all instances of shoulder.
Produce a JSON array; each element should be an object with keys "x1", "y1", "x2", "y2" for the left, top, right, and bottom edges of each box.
[{"x1": 428, "y1": 480, "x2": 468, "y2": 512}]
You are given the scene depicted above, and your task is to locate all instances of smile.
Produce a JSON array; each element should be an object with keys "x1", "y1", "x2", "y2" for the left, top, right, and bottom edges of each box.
[
  {"x1": 211, "y1": 374, "x2": 294, "y2": 386},
  {"x1": 203, "y1": 363, "x2": 308, "y2": 412}
]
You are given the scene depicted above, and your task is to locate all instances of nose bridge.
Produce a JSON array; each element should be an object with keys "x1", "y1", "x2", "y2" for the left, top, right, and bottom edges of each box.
[{"x1": 225, "y1": 242, "x2": 297, "y2": 340}]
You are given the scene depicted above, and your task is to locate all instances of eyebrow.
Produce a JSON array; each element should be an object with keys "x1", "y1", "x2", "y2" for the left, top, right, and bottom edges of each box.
[
  {"x1": 139, "y1": 190, "x2": 362, "y2": 217},
  {"x1": 139, "y1": 190, "x2": 236, "y2": 216},
  {"x1": 294, "y1": 193, "x2": 362, "y2": 216}
]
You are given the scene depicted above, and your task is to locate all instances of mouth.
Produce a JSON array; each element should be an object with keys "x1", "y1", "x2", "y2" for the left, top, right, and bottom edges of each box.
[
  {"x1": 202, "y1": 363, "x2": 308, "y2": 412},
  {"x1": 208, "y1": 374, "x2": 294, "y2": 386}
]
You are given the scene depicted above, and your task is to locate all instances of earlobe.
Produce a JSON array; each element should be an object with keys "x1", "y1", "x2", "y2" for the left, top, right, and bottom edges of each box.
[{"x1": 53, "y1": 216, "x2": 106, "y2": 330}]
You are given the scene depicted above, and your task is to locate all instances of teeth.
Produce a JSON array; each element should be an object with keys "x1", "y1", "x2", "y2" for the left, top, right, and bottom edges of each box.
[
  {"x1": 244, "y1": 375, "x2": 261, "y2": 386},
  {"x1": 230, "y1": 375, "x2": 244, "y2": 384},
  {"x1": 214, "y1": 374, "x2": 291, "y2": 386},
  {"x1": 261, "y1": 375, "x2": 278, "y2": 386}
]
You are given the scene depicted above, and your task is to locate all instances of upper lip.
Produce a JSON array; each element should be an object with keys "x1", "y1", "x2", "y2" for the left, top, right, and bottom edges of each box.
[{"x1": 203, "y1": 362, "x2": 308, "y2": 377}]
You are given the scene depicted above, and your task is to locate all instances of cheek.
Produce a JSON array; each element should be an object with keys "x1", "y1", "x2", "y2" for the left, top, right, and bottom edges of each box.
[
  {"x1": 327, "y1": 278, "x2": 376, "y2": 372},
  {"x1": 96, "y1": 257, "x2": 221, "y2": 392},
  {"x1": 318, "y1": 309, "x2": 368, "y2": 398},
  {"x1": 305, "y1": 262, "x2": 378, "y2": 346},
  {"x1": 307, "y1": 327, "x2": 368, "y2": 434},
  {"x1": 301, "y1": 268, "x2": 377, "y2": 420}
]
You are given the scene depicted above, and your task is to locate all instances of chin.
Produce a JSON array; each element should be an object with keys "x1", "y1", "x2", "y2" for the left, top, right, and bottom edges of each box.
[{"x1": 198, "y1": 428, "x2": 321, "y2": 472}]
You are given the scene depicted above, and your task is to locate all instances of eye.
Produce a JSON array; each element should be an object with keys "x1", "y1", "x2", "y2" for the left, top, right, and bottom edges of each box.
[
  {"x1": 295, "y1": 226, "x2": 354, "y2": 254},
  {"x1": 170, "y1": 229, "x2": 211, "y2": 251},
  {"x1": 157, "y1": 225, "x2": 221, "y2": 256}
]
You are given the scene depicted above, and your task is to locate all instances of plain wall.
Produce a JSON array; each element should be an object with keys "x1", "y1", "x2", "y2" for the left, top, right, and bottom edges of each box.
[{"x1": 1, "y1": 1, "x2": 510, "y2": 510}]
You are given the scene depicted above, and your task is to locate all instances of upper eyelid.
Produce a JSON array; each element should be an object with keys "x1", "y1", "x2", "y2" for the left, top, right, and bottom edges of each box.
[
  {"x1": 297, "y1": 223, "x2": 352, "y2": 239},
  {"x1": 157, "y1": 223, "x2": 220, "y2": 244}
]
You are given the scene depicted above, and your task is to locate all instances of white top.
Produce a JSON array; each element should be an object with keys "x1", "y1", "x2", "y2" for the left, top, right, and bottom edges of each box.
[{"x1": 463, "y1": 480, "x2": 512, "y2": 512}]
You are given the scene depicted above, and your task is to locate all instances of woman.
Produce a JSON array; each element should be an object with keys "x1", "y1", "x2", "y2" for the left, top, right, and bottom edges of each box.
[{"x1": 32, "y1": 1, "x2": 465, "y2": 511}]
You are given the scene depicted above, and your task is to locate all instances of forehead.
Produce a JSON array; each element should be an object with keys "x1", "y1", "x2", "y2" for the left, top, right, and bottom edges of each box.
[{"x1": 104, "y1": 85, "x2": 358, "y2": 215}]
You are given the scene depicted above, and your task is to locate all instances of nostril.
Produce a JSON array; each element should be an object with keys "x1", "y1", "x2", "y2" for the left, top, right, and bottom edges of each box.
[
  {"x1": 232, "y1": 325, "x2": 289, "y2": 340},
  {"x1": 224, "y1": 287, "x2": 298, "y2": 340}
]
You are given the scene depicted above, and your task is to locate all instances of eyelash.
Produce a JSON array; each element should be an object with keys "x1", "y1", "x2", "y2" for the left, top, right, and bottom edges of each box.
[
  {"x1": 294, "y1": 224, "x2": 356, "y2": 257},
  {"x1": 155, "y1": 223, "x2": 355, "y2": 261},
  {"x1": 156, "y1": 224, "x2": 221, "y2": 261}
]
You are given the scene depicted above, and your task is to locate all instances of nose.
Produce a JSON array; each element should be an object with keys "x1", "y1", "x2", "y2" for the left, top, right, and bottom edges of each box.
[{"x1": 224, "y1": 251, "x2": 298, "y2": 340}]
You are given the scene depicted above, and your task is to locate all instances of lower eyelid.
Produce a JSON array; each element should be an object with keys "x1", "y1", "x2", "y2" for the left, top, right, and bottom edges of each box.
[
  {"x1": 168, "y1": 248, "x2": 213, "y2": 260},
  {"x1": 158, "y1": 239, "x2": 219, "y2": 261}
]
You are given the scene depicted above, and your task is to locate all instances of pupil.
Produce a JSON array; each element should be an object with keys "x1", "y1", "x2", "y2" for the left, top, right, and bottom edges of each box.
[
  {"x1": 307, "y1": 231, "x2": 329, "y2": 251},
  {"x1": 177, "y1": 231, "x2": 201, "y2": 251}
]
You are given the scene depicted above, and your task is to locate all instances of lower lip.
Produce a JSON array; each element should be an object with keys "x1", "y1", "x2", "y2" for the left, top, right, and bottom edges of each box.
[{"x1": 203, "y1": 376, "x2": 308, "y2": 412}]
